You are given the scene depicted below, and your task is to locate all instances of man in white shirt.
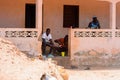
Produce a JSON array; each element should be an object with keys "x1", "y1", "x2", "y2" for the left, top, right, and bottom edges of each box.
[{"x1": 42, "y1": 28, "x2": 54, "y2": 57}]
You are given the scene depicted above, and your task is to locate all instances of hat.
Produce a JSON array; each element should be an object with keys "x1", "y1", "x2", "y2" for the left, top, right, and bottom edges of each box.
[{"x1": 92, "y1": 16, "x2": 97, "y2": 19}]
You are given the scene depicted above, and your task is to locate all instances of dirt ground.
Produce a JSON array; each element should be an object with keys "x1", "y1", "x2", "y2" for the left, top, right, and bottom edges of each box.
[
  {"x1": 67, "y1": 69, "x2": 120, "y2": 80},
  {"x1": 0, "y1": 38, "x2": 64, "y2": 80}
]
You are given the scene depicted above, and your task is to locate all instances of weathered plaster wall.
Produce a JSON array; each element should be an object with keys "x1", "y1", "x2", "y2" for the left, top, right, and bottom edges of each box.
[
  {"x1": 43, "y1": 0, "x2": 110, "y2": 40},
  {"x1": 0, "y1": 0, "x2": 35, "y2": 28},
  {"x1": 70, "y1": 29, "x2": 120, "y2": 67},
  {"x1": 0, "y1": 28, "x2": 41, "y2": 56}
]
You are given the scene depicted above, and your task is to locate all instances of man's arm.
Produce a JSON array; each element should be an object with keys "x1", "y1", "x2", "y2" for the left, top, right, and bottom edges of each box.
[
  {"x1": 49, "y1": 39, "x2": 54, "y2": 45},
  {"x1": 88, "y1": 22, "x2": 91, "y2": 28},
  {"x1": 98, "y1": 22, "x2": 100, "y2": 29}
]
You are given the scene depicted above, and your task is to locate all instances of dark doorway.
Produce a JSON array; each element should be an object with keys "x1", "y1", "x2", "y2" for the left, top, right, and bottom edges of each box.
[
  {"x1": 63, "y1": 5, "x2": 79, "y2": 28},
  {"x1": 25, "y1": 4, "x2": 36, "y2": 28}
]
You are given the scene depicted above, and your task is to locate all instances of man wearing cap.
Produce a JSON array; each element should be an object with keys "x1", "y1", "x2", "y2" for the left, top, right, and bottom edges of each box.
[{"x1": 88, "y1": 16, "x2": 100, "y2": 29}]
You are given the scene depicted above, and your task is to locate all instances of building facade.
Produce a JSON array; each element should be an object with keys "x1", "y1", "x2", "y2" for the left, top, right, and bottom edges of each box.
[{"x1": 0, "y1": 0, "x2": 120, "y2": 63}]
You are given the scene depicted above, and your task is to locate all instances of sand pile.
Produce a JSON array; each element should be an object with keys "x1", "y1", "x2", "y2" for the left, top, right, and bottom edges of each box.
[{"x1": 0, "y1": 38, "x2": 63, "y2": 80}]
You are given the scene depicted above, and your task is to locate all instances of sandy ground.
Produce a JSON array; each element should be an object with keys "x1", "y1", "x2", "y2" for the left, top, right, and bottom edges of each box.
[
  {"x1": 53, "y1": 56, "x2": 120, "y2": 80},
  {"x1": 0, "y1": 38, "x2": 63, "y2": 80},
  {"x1": 68, "y1": 70, "x2": 120, "y2": 80}
]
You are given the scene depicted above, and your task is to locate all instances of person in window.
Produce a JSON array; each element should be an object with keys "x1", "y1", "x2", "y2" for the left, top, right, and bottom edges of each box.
[
  {"x1": 88, "y1": 16, "x2": 100, "y2": 29},
  {"x1": 42, "y1": 28, "x2": 54, "y2": 57}
]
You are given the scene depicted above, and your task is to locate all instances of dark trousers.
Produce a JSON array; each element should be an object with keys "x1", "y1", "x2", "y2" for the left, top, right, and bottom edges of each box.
[
  {"x1": 42, "y1": 41, "x2": 53, "y2": 56},
  {"x1": 55, "y1": 47, "x2": 68, "y2": 56}
]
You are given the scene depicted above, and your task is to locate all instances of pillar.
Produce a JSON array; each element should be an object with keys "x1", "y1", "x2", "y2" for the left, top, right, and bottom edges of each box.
[
  {"x1": 36, "y1": 0, "x2": 43, "y2": 55},
  {"x1": 36, "y1": 0, "x2": 43, "y2": 31},
  {"x1": 110, "y1": 2, "x2": 116, "y2": 29},
  {"x1": 98, "y1": 0, "x2": 118, "y2": 29}
]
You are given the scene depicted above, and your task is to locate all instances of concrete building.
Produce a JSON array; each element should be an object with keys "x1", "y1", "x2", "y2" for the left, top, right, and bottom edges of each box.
[{"x1": 0, "y1": 0, "x2": 120, "y2": 66}]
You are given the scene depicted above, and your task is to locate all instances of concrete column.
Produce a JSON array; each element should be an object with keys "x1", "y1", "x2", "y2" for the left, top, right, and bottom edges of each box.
[
  {"x1": 36, "y1": 0, "x2": 43, "y2": 55},
  {"x1": 110, "y1": 2, "x2": 116, "y2": 29},
  {"x1": 36, "y1": 0, "x2": 43, "y2": 31},
  {"x1": 98, "y1": 0, "x2": 118, "y2": 29}
]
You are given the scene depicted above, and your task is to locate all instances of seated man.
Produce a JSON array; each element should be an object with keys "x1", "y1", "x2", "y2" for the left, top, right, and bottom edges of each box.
[
  {"x1": 42, "y1": 28, "x2": 54, "y2": 57},
  {"x1": 54, "y1": 35, "x2": 68, "y2": 56}
]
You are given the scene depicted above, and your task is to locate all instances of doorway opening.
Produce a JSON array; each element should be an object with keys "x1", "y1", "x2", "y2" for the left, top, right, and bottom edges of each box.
[{"x1": 25, "y1": 4, "x2": 36, "y2": 28}]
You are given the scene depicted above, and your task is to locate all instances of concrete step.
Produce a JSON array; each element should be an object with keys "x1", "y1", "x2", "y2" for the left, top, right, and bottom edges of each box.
[{"x1": 52, "y1": 56, "x2": 71, "y2": 69}]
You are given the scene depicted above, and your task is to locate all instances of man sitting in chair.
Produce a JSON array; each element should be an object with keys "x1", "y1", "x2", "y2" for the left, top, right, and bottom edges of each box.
[{"x1": 42, "y1": 28, "x2": 54, "y2": 57}]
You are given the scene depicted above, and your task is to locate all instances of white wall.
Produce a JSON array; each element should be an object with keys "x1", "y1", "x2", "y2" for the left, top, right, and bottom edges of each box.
[{"x1": 0, "y1": 0, "x2": 35, "y2": 28}]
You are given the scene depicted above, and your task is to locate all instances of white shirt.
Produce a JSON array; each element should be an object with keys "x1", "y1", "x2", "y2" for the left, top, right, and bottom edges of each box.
[{"x1": 42, "y1": 32, "x2": 52, "y2": 42}]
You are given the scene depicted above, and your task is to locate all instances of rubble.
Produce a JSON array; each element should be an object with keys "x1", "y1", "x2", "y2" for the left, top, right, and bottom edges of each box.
[{"x1": 0, "y1": 38, "x2": 65, "y2": 80}]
